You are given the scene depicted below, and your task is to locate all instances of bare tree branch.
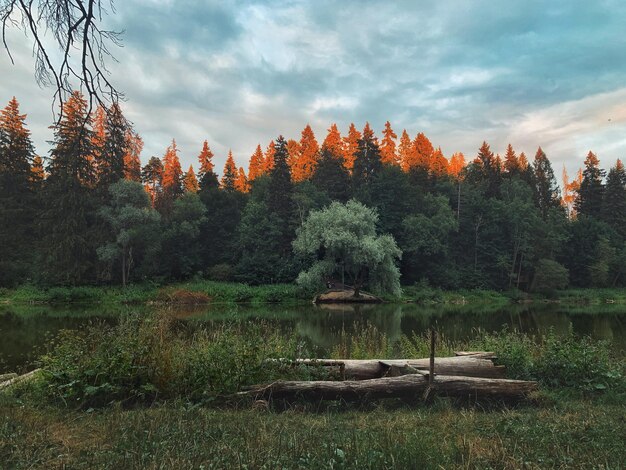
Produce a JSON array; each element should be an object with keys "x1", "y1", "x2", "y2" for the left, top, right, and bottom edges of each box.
[{"x1": 1, "y1": 0, "x2": 123, "y2": 118}]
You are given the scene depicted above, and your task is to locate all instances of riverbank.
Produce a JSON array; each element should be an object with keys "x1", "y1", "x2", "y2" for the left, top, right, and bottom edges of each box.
[
  {"x1": 1, "y1": 314, "x2": 624, "y2": 468},
  {"x1": 1, "y1": 281, "x2": 625, "y2": 306}
]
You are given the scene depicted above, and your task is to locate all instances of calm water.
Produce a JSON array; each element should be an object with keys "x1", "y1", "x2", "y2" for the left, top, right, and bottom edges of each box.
[{"x1": 1, "y1": 302, "x2": 624, "y2": 373}]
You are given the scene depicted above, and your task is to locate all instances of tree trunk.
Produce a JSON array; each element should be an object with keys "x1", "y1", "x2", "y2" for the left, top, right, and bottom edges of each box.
[
  {"x1": 279, "y1": 356, "x2": 506, "y2": 380},
  {"x1": 240, "y1": 374, "x2": 537, "y2": 402}
]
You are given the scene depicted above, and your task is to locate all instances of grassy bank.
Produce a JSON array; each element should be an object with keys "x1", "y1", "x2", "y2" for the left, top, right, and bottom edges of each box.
[
  {"x1": 1, "y1": 281, "x2": 625, "y2": 306},
  {"x1": 2, "y1": 396, "x2": 624, "y2": 469},
  {"x1": 2, "y1": 314, "x2": 624, "y2": 468}
]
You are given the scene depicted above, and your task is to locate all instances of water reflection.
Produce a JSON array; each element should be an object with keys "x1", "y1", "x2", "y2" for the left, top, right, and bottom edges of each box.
[{"x1": 1, "y1": 302, "x2": 624, "y2": 373}]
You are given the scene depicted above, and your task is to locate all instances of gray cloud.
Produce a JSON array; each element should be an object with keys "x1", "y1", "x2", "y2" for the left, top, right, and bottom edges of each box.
[{"x1": 1, "y1": 0, "x2": 625, "y2": 176}]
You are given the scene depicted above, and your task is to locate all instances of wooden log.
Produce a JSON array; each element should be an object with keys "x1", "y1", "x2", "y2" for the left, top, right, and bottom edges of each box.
[
  {"x1": 0, "y1": 369, "x2": 41, "y2": 391},
  {"x1": 455, "y1": 351, "x2": 497, "y2": 359},
  {"x1": 239, "y1": 374, "x2": 537, "y2": 402},
  {"x1": 291, "y1": 356, "x2": 506, "y2": 379},
  {"x1": 0, "y1": 373, "x2": 18, "y2": 383}
]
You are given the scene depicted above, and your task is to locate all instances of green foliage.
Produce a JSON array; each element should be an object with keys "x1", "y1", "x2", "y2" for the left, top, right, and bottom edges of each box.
[
  {"x1": 37, "y1": 314, "x2": 313, "y2": 406},
  {"x1": 531, "y1": 259, "x2": 569, "y2": 293},
  {"x1": 293, "y1": 200, "x2": 402, "y2": 297}
]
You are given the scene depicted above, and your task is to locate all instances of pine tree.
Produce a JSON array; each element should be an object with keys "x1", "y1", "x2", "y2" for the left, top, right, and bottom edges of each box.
[
  {"x1": 267, "y1": 135, "x2": 294, "y2": 249},
  {"x1": 221, "y1": 150, "x2": 237, "y2": 191},
  {"x1": 161, "y1": 139, "x2": 183, "y2": 198},
  {"x1": 503, "y1": 143, "x2": 520, "y2": 175},
  {"x1": 43, "y1": 91, "x2": 97, "y2": 284},
  {"x1": 398, "y1": 129, "x2": 414, "y2": 172},
  {"x1": 342, "y1": 123, "x2": 361, "y2": 172},
  {"x1": 263, "y1": 140, "x2": 276, "y2": 173},
  {"x1": 197, "y1": 140, "x2": 218, "y2": 191},
  {"x1": 235, "y1": 167, "x2": 249, "y2": 193},
  {"x1": 322, "y1": 123, "x2": 344, "y2": 159},
  {"x1": 448, "y1": 152, "x2": 466, "y2": 179},
  {"x1": 90, "y1": 105, "x2": 106, "y2": 184},
  {"x1": 532, "y1": 147, "x2": 561, "y2": 219},
  {"x1": 30, "y1": 155, "x2": 45, "y2": 185},
  {"x1": 248, "y1": 144, "x2": 265, "y2": 182},
  {"x1": 413, "y1": 132, "x2": 434, "y2": 171},
  {"x1": 99, "y1": 103, "x2": 128, "y2": 188},
  {"x1": 471, "y1": 141, "x2": 501, "y2": 198},
  {"x1": 0, "y1": 96, "x2": 35, "y2": 284},
  {"x1": 183, "y1": 165, "x2": 199, "y2": 193},
  {"x1": 575, "y1": 151, "x2": 605, "y2": 217},
  {"x1": 292, "y1": 124, "x2": 319, "y2": 182},
  {"x1": 352, "y1": 122, "x2": 382, "y2": 190},
  {"x1": 380, "y1": 121, "x2": 398, "y2": 165},
  {"x1": 141, "y1": 156, "x2": 164, "y2": 205},
  {"x1": 431, "y1": 147, "x2": 448, "y2": 176},
  {"x1": 602, "y1": 159, "x2": 626, "y2": 238},
  {"x1": 124, "y1": 130, "x2": 143, "y2": 182},
  {"x1": 312, "y1": 147, "x2": 351, "y2": 202},
  {"x1": 286, "y1": 138, "x2": 301, "y2": 175}
]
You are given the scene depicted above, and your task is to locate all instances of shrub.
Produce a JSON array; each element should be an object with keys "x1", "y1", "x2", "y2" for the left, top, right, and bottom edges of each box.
[
  {"x1": 205, "y1": 264, "x2": 234, "y2": 282},
  {"x1": 531, "y1": 259, "x2": 569, "y2": 293}
]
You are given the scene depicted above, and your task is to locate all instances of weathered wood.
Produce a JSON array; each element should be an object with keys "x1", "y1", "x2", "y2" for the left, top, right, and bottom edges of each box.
[
  {"x1": 0, "y1": 373, "x2": 18, "y2": 382},
  {"x1": 455, "y1": 351, "x2": 497, "y2": 359},
  {"x1": 0, "y1": 369, "x2": 41, "y2": 390},
  {"x1": 239, "y1": 374, "x2": 537, "y2": 402},
  {"x1": 289, "y1": 356, "x2": 506, "y2": 379}
]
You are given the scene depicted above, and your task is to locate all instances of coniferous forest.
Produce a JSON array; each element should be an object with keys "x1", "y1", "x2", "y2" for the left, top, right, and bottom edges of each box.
[{"x1": 1, "y1": 92, "x2": 625, "y2": 292}]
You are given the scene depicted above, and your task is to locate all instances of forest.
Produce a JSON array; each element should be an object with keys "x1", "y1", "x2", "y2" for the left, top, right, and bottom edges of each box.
[{"x1": 1, "y1": 92, "x2": 625, "y2": 292}]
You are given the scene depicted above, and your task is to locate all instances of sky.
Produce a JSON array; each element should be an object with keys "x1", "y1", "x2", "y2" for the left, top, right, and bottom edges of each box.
[{"x1": 1, "y1": 0, "x2": 626, "y2": 178}]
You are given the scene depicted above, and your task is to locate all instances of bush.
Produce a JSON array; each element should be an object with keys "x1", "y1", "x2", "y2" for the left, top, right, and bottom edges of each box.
[
  {"x1": 37, "y1": 313, "x2": 315, "y2": 407},
  {"x1": 531, "y1": 259, "x2": 569, "y2": 293},
  {"x1": 205, "y1": 264, "x2": 234, "y2": 282}
]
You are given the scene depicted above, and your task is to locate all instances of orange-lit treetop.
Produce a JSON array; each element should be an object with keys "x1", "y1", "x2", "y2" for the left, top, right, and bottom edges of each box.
[
  {"x1": 343, "y1": 123, "x2": 361, "y2": 172},
  {"x1": 380, "y1": 121, "x2": 398, "y2": 166},
  {"x1": 263, "y1": 140, "x2": 276, "y2": 173},
  {"x1": 248, "y1": 144, "x2": 265, "y2": 181},
  {"x1": 183, "y1": 164, "x2": 199, "y2": 193},
  {"x1": 162, "y1": 139, "x2": 183, "y2": 195},
  {"x1": 221, "y1": 150, "x2": 237, "y2": 191},
  {"x1": 322, "y1": 123, "x2": 343, "y2": 158},
  {"x1": 291, "y1": 124, "x2": 319, "y2": 182},
  {"x1": 235, "y1": 166, "x2": 249, "y2": 193}
]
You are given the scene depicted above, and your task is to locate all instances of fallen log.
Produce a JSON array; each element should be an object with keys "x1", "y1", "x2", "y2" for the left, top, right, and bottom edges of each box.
[
  {"x1": 0, "y1": 373, "x2": 18, "y2": 382},
  {"x1": 287, "y1": 356, "x2": 506, "y2": 379},
  {"x1": 239, "y1": 374, "x2": 537, "y2": 402},
  {"x1": 0, "y1": 369, "x2": 41, "y2": 391}
]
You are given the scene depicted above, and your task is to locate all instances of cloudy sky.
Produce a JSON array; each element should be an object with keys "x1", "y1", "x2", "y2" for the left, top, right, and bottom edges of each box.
[{"x1": 2, "y1": 0, "x2": 625, "y2": 177}]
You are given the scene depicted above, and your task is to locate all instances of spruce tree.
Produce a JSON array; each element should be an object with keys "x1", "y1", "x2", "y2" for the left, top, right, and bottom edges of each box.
[
  {"x1": 183, "y1": 165, "x2": 199, "y2": 193},
  {"x1": 602, "y1": 159, "x2": 626, "y2": 238},
  {"x1": 575, "y1": 151, "x2": 605, "y2": 217},
  {"x1": 141, "y1": 156, "x2": 164, "y2": 205},
  {"x1": 247, "y1": 144, "x2": 265, "y2": 182},
  {"x1": 352, "y1": 122, "x2": 382, "y2": 194},
  {"x1": 342, "y1": 123, "x2": 361, "y2": 172},
  {"x1": 42, "y1": 91, "x2": 97, "y2": 284},
  {"x1": 0, "y1": 97, "x2": 35, "y2": 284},
  {"x1": 322, "y1": 123, "x2": 344, "y2": 158},
  {"x1": 124, "y1": 130, "x2": 143, "y2": 182},
  {"x1": 99, "y1": 103, "x2": 128, "y2": 189},
  {"x1": 532, "y1": 147, "x2": 561, "y2": 219},
  {"x1": 221, "y1": 150, "x2": 237, "y2": 191},
  {"x1": 268, "y1": 136, "x2": 294, "y2": 250},
  {"x1": 312, "y1": 147, "x2": 351, "y2": 202},
  {"x1": 160, "y1": 139, "x2": 183, "y2": 210},
  {"x1": 197, "y1": 140, "x2": 219, "y2": 191},
  {"x1": 380, "y1": 121, "x2": 398, "y2": 166},
  {"x1": 292, "y1": 124, "x2": 319, "y2": 182}
]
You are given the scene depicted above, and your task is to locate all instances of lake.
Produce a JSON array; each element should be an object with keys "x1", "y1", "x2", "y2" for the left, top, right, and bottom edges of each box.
[{"x1": 1, "y1": 302, "x2": 624, "y2": 374}]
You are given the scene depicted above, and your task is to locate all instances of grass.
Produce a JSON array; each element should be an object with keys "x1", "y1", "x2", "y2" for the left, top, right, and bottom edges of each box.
[
  {"x1": 1, "y1": 396, "x2": 624, "y2": 469},
  {"x1": 2, "y1": 314, "x2": 624, "y2": 468},
  {"x1": 2, "y1": 281, "x2": 624, "y2": 307}
]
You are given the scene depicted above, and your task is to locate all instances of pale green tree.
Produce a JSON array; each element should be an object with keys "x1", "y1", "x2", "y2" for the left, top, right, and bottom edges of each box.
[
  {"x1": 98, "y1": 180, "x2": 160, "y2": 287},
  {"x1": 293, "y1": 200, "x2": 402, "y2": 297}
]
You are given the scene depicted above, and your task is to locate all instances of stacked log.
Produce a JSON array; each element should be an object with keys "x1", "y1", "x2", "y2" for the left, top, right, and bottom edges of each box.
[{"x1": 249, "y1": 352, "x2": 537, "y2": 403}]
